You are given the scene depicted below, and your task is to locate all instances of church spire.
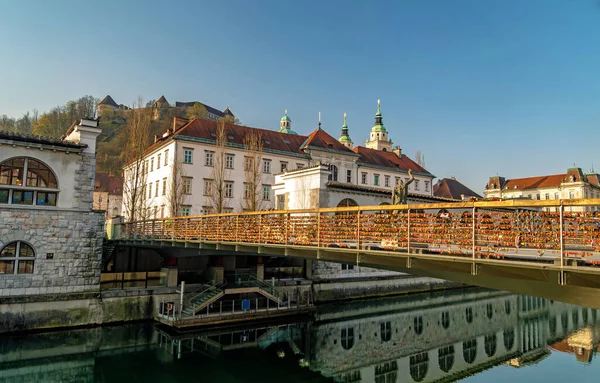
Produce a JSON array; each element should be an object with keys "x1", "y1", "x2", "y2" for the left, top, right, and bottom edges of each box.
[
  {"x1": 365, "y1": 99, "x2": 392, "y2": 151},
  {"x1": 338, "y1": 113, "x2": 353, "y2": 148}
]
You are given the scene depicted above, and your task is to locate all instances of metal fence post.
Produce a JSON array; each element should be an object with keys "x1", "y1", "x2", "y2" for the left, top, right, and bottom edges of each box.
[
  {"x1": 285, "y1": 213, "x2": 289, "y2": 245},
  {"x1": 317, "y1": 212, "x2": 321, "y2": 248},
  {"x1": 560, "y1": 203, "x2": 564, "y2": 269},
  {"x1": 407, "y1": 208, "x2": 411, "y2": 253},
  {"x1": 472, "y1": 206, "x2": 477, "y2": 260},
  {"x1": 258, "y1": 215, "x2": 262, "y2": 244},
  {"x1": 357, "y1": 209, "x2": 361, "y2": 251},
  {"x1": 235, "y1": 215, "x2": 239, "y2": 243}
]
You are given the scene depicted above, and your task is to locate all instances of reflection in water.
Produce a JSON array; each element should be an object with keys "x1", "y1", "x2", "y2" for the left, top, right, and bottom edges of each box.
[{"x1": 1, "y1": 289, "x2": 600, "y2": 382}]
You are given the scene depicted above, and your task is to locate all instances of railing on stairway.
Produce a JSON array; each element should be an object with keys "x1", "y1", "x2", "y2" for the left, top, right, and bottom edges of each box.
[{"x1": 183, "y1": 279, "x2": 227, "y2": 315}]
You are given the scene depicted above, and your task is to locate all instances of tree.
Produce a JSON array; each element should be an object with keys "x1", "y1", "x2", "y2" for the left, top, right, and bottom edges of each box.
[
  {"x1": 415, "y1": 150, "x2": 426, "y2": 168},
  {"x1": 242, "y1": 130, "x2": 264, "y2": 211},
  {"x1": 122, "y1": 97, "x2": 153, "y2": 222},
  {"x1": 167, "y1": 159, "x2": 186, "y2": 217},
  {"x1": 187, "y1": 102, "x2": 209, "y2": 120},
  {"x1": 206, "y1": 119, "x2": 230, "y2": 213},
  {"x1": 221, "y1": 115, "x2": 241, "y2": 125}
]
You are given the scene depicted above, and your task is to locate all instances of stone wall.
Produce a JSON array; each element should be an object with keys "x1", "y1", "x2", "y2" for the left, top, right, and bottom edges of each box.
[{"x1": 0, "y1": 209, "x2": 104, "y2": 296}]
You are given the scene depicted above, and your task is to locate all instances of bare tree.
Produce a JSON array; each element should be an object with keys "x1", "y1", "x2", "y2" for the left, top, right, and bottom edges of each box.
[
  {"x1": 167, "y1": 159, "x2": 186, "y2": 217},
  {"x1": 122, "y1": 97, "x2": 153, "y2": 221},
  {"x1": 206, "y1": 119, "x2": 230, "y2": 213},
  {"x1": 415, "y1": 150, "x2": 426, "y2": 168},
  {"x1": 242, "y1": 130, "x2": 264, "y2": 211}
]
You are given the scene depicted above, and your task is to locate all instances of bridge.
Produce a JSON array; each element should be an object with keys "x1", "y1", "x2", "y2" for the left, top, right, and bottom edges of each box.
[{"x1": 112, "y1": 199, "x2": 600, "y2": 308}]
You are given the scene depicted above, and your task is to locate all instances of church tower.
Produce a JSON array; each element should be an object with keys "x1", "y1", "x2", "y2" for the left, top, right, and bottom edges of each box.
[
  {"x1": 278, "y1": 110, "x2": 297, "y2": 134},
  {"x1": 338, "y1": 113, "x2": 353, "y2": 149},
  {"x1": 365, "y1": 100, "x2": 393, "y2": 151}
]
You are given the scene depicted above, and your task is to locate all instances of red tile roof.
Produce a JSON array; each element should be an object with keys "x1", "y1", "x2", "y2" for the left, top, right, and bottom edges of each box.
[
  {"x1": 173, "y1": 118, "x2": 308, "y2": 155},
  {"x1": 352, "y1": 146, "x2": 432, "y2": 175},
  {"x1": 502, "y1": 174, "x2": 567, "y2": 190},
  {"x1": 587, "y1": 174, "x2": 600, "y2": 187},
  {"x1": 434, "y1": 178, "x2": 482, "y2": 200},
  {"x1": 95, "y1": 172, "x2": 123, "y2": 195},
  {"x1": 300, "y1": 128, "x2": 357, "y2": 155}
]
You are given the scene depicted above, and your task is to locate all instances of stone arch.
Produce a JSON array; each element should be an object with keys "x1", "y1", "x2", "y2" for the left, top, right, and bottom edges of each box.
[{"x1": 337, "y1": 198, "x2": 358, "y2": 208}]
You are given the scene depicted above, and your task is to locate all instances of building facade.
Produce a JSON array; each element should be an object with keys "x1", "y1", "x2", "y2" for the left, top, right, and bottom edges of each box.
[
  {"x1": 93, "y1": 171, "x2": 123, "y2": 218},
  {"x1": 122, "y1": 102, "x2": 436, "y2": 219},
  {"x1": 0, "y1": 119, "x2": 104, "y2": 296},
  {"x1": 484, "y1": 168, "x2": 600, "y2": 212}
]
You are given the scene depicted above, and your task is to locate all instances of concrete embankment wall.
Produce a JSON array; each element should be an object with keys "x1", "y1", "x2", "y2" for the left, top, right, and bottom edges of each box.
[
  {"x1": 0, "y1": 288, "x2": 179, "y2": 334},
  {"x1": 312, "y1": 275, "x2": 463, "y2": 302}
]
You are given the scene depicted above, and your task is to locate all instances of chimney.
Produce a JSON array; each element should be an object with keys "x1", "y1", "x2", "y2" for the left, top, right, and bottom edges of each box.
[
  {"x1": 172, "y1": 116, "x2": 188, "y2": 132},
  {"x1": 154, "y1": 135, "x2": 158, "y2": 143},
  {"x1": 393, "y1": 146, "x2": 402, "y2": 157}
]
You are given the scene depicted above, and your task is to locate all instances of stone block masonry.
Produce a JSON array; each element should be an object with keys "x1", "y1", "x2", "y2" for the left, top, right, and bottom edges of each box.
[{"x1": 0, "y1": 208, "x2": 105, "y2": 296}]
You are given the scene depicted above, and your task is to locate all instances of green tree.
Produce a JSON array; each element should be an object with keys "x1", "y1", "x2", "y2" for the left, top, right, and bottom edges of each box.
[{"x1": 186, "y1": 102, "x2": 209, "y2": 120}]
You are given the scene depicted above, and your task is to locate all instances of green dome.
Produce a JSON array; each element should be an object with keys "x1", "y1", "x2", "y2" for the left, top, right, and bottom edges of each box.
[
  {"x1": 371, "y1": 124, "x2": 386, "y2": 132},
  {"x1": 281, "y1": 115, "x2": 291, "y2": 122},
  {"x1": 279, "y1": 127, "x2": 297, "y2": 134},
  {"x1": 339, "y1": 134, "x2": 352, "y2": 143}
]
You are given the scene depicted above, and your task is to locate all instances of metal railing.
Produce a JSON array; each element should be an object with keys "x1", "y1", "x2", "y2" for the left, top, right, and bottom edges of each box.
[{"x1": 118, "y1": 199, "x2": 600, "y2": 270}]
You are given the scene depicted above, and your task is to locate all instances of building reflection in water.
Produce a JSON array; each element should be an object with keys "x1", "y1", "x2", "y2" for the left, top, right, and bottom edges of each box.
[{"x1": 0, "y1": 289, "x2": 600, "y2": 382}]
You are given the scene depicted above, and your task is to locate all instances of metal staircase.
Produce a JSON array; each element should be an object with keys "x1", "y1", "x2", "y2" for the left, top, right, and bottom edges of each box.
[
  {"x1": 238, "y1": 276, "x2": 286, "y2": 305},
  {"x1": 182, "y1": 280, "x2": 227, "y2": 316}
]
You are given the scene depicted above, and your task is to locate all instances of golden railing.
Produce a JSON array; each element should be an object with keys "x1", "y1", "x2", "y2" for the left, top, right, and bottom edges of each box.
[{"x1": 117, "y1": 199, "x2": 600, "y2": 268}]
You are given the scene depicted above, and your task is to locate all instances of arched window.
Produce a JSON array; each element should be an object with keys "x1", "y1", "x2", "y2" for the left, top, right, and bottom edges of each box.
[
  {"x1": 486, "y1": 304, "x2": 494, "y2": 319},
  {"x1": 441, "y1": 311, "x2": 450, "y2": 329},
  {"x1": 438, "y1": 345, "x2": 454, "y2": 372},
  {"x1": 0, "y1": 157, "x2": 58, "y2": 206},
  {"x1": 341, "y1": 327, "x2": 354, "y2": 350},
  {"x1": 484, "y1": 334, "x2": 497, "y2": 357},
  {"x1": 380, "y1": 321, "x2": 391, "y2": 342},
  {"x1": 503, "y1": 329, "x2": 515, "y2": 351},
  {"x1": 414, "y1": 316, "x2": 424, "y2": 335},
  {"x1": 409, "y1": 352, "x2": 429, "y2": 382},
  {"x1": 0, "y1": 241, "x2": 35, "y2": 274},
  {"x1": 463, "y1": 339, "x2": 477, "y2": 364},
  {"x1": 465, "y1": 307, "x2": 473, "y2": 323},
  {"x1": 328, "y1": 164, "x2": 338, "y2": 182},
  {"x1": 374, "y1": 361, "x2": 397, "y2": 383}
]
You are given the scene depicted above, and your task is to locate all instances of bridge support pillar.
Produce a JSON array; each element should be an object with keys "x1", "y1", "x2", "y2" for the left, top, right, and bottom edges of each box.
[
  {"x1": 208, "y1": 266, "x2": 225, "y2": 284},
  {"x1": 161, "y1": 267, "x2": 178, "y2": 288},
  {"x1": 471, "y1": 263, "x2": 479, "y2": 276},
  {"x1": 256, "y1": 264, "x2": 264, "y2": 281}
]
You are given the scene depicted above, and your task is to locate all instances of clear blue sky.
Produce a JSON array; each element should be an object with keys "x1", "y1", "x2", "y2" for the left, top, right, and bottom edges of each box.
[{"x1": 1, "y1": 0, "x2": 600, "y2": 193}]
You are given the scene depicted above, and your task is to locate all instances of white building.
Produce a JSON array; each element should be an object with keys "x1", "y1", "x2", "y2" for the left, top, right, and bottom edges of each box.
[
  {"x1": 122, "y1": 101, "x2": 436, "y2": 220},
  {"x1": 484, "y1": 168, "x2": 600, "y2": 212}
]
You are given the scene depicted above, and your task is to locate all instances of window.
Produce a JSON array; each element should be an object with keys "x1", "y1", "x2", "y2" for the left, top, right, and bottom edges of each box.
[
  {"x1": 328, "y1": 165, "x2": 338, "y2": 181},
  {"x1": 183, "y1": 178, "x2": 192, "y2": 195},
  {"x1": 385, "y1": 175, "x2": 390, "y2": 187},
  {"x1": 150, "y1": 157, "x2": 154, "y2": 171},
  {"x1": 276, "y1": 194, "x2": 285, "y2": 210},
  {"x1": 226, "y1": 154, "x2": 234, "y2": 169},
  {"x1": 155, "y1": 181, "x2": 159, "y2": 197},
  {"x1": 484, "y1": 334, "x2": 497, "y2": 357},
  {"x1": 438, "y1": 345, "x2": 455, "y2": 373},
  {"x1": 341, "y1": 263, "x2": 354, "y2": 270},
  {"x1": 244, "y1": 184, "x2": 251, "y2": 199},
  {"x1": 183, "y1": 149, "x2": 193, "y2": 164},
  {"x1": 296, "y1": 163, "x2": 304, "y2": 169},
  {"x1": 162, "y1": 178, "x2": 167, "y2": 196},
  {"x1": 463, "y1": 339, "x2": 477, "y2": 364},
  {"x1": 244, "y1": 156, "x2": 253, "y2": 171},
  {"x1": 374, "y1": 174, "x2": 380, "y2": 186},
  {"x1": 486, "y1": 303, "x2": 494, "y2": 319},
  {"x1": 466, "y1": 307, "x2": 473, "y2": 323},
  {"x1": 280, "y1": 162, "x2": 288, "y2": 173},
  {"x1": 505, "y1": 300, "x2": 511, "y2": 315},
  {"x1": 144, "y1": 160, "x2": 149, "y2": 174},
  {"x1": 205, "y1": 151, "x2": 214, "y2": 166},
  {"x1": 0, "y1": 157, "x2": 58, "y2": 206},
  {"x1": 414, "y1": 316, "x2": 423, "y2": 335},
  {"x1": 0, "y1": 241, "x2": 35, "y2": 275},
  {"x1": 225, "y1": 182, "x2": 234, "y2": 198},
  {"x1": 346, "y1": 170, "x2": 352, "y2": 183},
  {"x1": 380, "y1": 321, "x2": 391, "y2": 342},
  {"x1": 164, "y1": 149, "x2": 169, "y2": 166},
  {"x1": 536, "y1": 194, "x2": 540, "y2": 200},
  {"x1": 545, "y1": 193, "x2": 550, "y2": 200},
  {"x1": 153, "y1": 205, "x2": 158, "y2": 218},
  {"x1": 425, "y1": 181, "x2": 430, "y2": 192},
  {"x1": 181, "y1": 206, "x2": 191, "y2": 216},
  {"x1": 414, "y1": 179, "x2": 420, "y2": 191},
  {"x1": 160, "y1": 205, "x2": 165, "y2": 218},
  {"x1": 148, "y1": 183, "x2": 152, "y2": 199},
  {"x1": 503, "y1": 329, "x2": 515, "y2": 351},
  {"x1": 361, "y1": 172, "x2": 367, "y2": 185},
  {"x1": 375, "y1": 361, "x2": 397, "y2": 383},
  {"x1": 157, "y1": 154, "x2": 161, "y2": 169},
  {"x1": 441, "y1": 311, "x2": 450, "y2": 329},
  {"x1": 203, "y1": 179, "x2": 213, "y2": 196},
  {"x1": 263, "y1": 159, "x2": 271, "y2": 174},
  {"x1": 263, "y1": 185, "x2": 271, "y2": 201},
  {"x1": 409, "y1": 353, "x2": 429, "y2": 382},
  {"x1": 569, "y1": 191, "x2": 574, "y2": 199},
  {"x1": 341, "y1": 327, "x2": 354, "y2": 350}
]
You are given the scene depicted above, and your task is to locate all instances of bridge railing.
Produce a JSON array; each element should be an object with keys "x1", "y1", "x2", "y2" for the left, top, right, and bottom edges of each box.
[{"x1": 118, "y1": 199, "x2": 600, "y2": 267}]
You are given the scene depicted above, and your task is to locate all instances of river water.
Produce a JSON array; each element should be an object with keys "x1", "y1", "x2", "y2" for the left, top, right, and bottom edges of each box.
[{"x1": 1, "y1": 287, "x2": 599, "y2": 382}]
